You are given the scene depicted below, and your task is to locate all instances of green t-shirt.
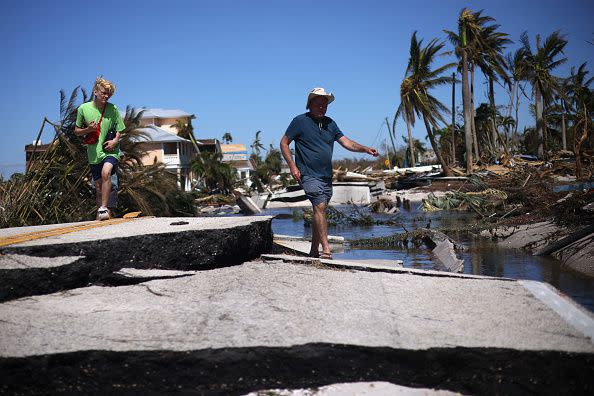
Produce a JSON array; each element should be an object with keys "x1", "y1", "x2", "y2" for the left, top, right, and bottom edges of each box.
[{"x1": 76, "y1": 101, "x2": 125, "y2": 164}]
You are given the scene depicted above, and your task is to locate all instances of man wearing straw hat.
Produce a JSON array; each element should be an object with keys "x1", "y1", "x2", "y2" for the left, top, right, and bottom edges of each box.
[
  {"x1": 74, "y1": 77, "x2": 125, "y2": 221},
  {"x1": 280, "y1": 87, "x2": 378, "y2": 260}
]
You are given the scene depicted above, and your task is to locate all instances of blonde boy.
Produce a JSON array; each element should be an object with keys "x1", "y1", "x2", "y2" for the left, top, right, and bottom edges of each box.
[{"x1": 74, "y1": 77, "x2": 125, "y2": 220}]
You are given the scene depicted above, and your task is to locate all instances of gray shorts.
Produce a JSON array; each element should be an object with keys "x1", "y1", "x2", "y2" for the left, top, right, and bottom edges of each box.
[{"x1": 301, "y1": 175, "x2": 333, "y2": 206}]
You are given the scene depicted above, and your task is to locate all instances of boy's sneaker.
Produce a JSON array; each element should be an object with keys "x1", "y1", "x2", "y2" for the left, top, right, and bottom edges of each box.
[{"x1": 97, "y1": 207, "x2": 110, "y2": 221}]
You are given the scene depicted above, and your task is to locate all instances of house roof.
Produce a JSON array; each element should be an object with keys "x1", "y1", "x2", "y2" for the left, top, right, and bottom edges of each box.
[
  {"x1": 137, "y1": 108, "x2": 193, "y2": 119},
  {"x1": 24, "y1": 143, "x2": 52, "y2": 151},
  {"x1": 221, "y1": 144, "x2": 247, "y2": 153},
  {"x1": 196, "y1": 139, "x2": 219, "y2": 145},
  {"x1": 120, "y1": 108, "x2": 193, "y2": 119},
  {"x1": 132, "y1": 126, "x2": 194, "y2": 143},
  {"x1": 228, "y1": 160, "x2": 254, "y2": 170}
]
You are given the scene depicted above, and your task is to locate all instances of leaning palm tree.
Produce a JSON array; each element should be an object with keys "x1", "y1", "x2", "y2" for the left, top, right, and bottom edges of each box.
[
  {"x1": 396, "y1": 31, "x2": 456, "y2": 176},
  {"x1": 504, "y1": 48, "x2": 528, "y2": 146},
  {"x1": 520, "y1": 30, "x2": 568, "y2": 158},
  {"x1": 171, "y1": 115, "x2": 200, "y2": 153},
  {"x1": 475, "y1": 24, "x2": 512, "y2": 153}
]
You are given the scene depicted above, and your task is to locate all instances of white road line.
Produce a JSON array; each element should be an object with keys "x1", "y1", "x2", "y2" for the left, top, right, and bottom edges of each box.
[{"x1": 519, "y1": 279, "x2": 594, "y2": 343}]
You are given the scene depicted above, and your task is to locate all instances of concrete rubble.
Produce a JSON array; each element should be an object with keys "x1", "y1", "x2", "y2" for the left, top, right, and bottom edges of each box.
[
  {"x1": 420, "y1": 229, "x2": 464, "y2": 273},
  {"x1": 481, "y1": 221, "x2": 594, "y2": 277}
]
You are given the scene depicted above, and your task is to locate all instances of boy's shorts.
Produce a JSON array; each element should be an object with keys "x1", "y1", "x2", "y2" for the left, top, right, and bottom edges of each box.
[
  {"x1": 301, "y1": 175, "x2": 333, "y2": 206},
  {"x1": 90, "y1": 156, "x2": 119, "y2": 182}
]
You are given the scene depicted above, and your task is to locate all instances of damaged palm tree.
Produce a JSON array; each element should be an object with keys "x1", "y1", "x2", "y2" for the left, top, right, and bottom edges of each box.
[
  {"x1": 423, "y1": 188, "x2": 507, "y2": 216},
  {"x1": 296, "y1": 205, "x2": 375, "y2": 228},
  {"x1": 396, "y1": 31, "x2": 456, "y2": 175}
]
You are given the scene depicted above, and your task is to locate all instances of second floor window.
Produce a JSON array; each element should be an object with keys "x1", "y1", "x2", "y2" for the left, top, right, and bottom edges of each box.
[{"x1": 163, "y1": 143, "x2": 177, "y2": 155}]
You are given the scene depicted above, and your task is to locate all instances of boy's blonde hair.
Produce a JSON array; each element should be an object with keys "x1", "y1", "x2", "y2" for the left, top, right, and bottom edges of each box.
[{"x1": 93, "y1": 77, "x2": 116, "y2": 96}]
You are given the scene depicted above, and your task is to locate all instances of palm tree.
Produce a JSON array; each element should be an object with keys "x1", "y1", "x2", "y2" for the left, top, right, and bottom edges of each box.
[
  {"x1": 396, "y1": 35, "x2": 418, "y2": 167},
  {"x1": 172, "y1": 119, "x2": 191, "y2": 139},
  {"x1": 191, "y1": 151, "x2": 237, "y2": 194},
  {"x1": 264, "y1": 144, "x2": 282, "y2": 174},
  {"x1": 504, "y1": 49, "x2": 528, "y2": 147},
  {"x1": 554, "y1": 76, "x2": 572, "y2": 151},
  {"x1": 402, "y1": 136, "x2": 427, "y2": 163},
  {"x1": 221, "y1": 132, "x2": 233, "y2": 144},
  {"x1": 118, "y1": 107, "x2": 182, "y2": 216},
  {"x1": 396, "y1": 31, "x2": 456, "y2": 176},
  {"x1": 476, "y1": 24, "x2": 512, "y2": 153},
  {"x1": 520, "y1": 30, "x2": 568, "y2": 158},
  {"x1": 445, "y1": 8, "x2": 499, "y2": 172},
  {"x1": 171, "y1": 115, "x2": 200, "y2": 154},
  {"x1": 566, "y1": 63, "x2": 593, "y2": 178},
  {"x1": 250, "y1": 130, "x2": 265, "y2": 161}
]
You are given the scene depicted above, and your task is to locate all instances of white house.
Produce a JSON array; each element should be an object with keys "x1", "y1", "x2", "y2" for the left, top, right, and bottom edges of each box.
[{"x1": 221, "y1": 144, "x2": 254, "y2": 187}]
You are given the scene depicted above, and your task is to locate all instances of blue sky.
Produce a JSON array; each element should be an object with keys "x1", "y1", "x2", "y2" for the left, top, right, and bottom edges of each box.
[{"x1": 1, "y1": 0, "x2": 593, "y2": 177}]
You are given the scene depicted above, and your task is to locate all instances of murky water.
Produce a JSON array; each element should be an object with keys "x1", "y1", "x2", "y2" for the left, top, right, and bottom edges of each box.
[{"x1": 260, "y1": 203, "x2": 594, "y2": 313}]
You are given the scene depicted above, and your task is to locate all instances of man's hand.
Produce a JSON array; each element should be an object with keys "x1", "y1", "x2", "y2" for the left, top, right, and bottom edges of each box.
[
  {"x1": 289, "y1": 164, "x2": 301, "y2": 183},
  {"x1": 87, "y1": 121, "x2": 97, "y2": 133},
  {"x1": 366, "y1": 147, "x2": 379, "y2": 157}
]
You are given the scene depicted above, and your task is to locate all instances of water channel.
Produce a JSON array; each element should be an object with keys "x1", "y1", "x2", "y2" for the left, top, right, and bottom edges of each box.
[{"x1": 259, "y1": 203, "x2": 594, "y2": 313}]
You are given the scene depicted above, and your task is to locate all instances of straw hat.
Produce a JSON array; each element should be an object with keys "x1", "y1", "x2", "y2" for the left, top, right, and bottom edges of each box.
[{"x1": 306, "y1": 87, "x2": 335, "y2": 109}]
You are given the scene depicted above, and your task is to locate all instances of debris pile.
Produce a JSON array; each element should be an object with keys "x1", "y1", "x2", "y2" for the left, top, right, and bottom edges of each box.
[{"x1": 422, "y1": 189, "x2": 508, "y2": 215}]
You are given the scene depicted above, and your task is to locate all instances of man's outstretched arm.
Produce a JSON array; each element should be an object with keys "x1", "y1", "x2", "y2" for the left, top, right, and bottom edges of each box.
[
  {"x1": 337, "y1": 136, "x2": 379, "y2": 157},
  {"x1": 280, "y1": 135, "x2": 301, "y2": 182}
]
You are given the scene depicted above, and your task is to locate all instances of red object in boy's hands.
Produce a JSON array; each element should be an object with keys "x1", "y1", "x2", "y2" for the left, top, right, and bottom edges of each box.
[
  {"x1": 83, "y1": 128, "x2": 99, "y2": 144},
  {"x1": 83, "y1": 105, "x2": 107, "y2": 145}
]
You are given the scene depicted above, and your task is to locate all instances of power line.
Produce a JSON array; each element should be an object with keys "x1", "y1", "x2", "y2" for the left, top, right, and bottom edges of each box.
[{"x1": 370, "y1": 119, "x2": 386, "y2": 149}]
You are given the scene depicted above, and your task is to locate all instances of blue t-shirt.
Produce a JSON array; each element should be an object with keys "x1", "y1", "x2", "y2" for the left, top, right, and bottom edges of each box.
[{"x1": 284, "y1": 113, "x2": 344, "y2": 178}]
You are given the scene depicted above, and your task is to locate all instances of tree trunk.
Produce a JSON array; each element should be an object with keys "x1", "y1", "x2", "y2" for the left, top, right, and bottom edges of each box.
[
  {"x1": 535, "y1": 85, "x2": 544, "y2": 158},
  {"x1": 405, "y1": 116, "x2": 416, "y2": 167},
  {"x1": 574, "y1": 105, "x2": 589, "y2": 180},
  {"x1": 514, "y1": 84, "x2": 521, "y2": 147},
  {"x1": 451, "y1": 72, "x2": 456, "y2": 165},
  {"x1": 543, "y1": 113, "x2": 549, "y2": 159},
  {"x1": 423, "y1": 117, "x2": 452, "y2": 176},
  {"x1": 470, "y1": 64, "x2": 479, "y2": 160},
  {"x1": 561, "y1": 104, "x2": 567, "y2": 151},
  {"x1": 489, "y1": 77, "x2": 498, "y2": 154},
  {"x1": 507, "y1": 81, "x2": 515, "y2": 125},
  {"x1": 506, "y1": 81, "x2": 517, "y2": 149},
  {"x1": 461, "y1": 51, "x2": 474, "y2": 173}
]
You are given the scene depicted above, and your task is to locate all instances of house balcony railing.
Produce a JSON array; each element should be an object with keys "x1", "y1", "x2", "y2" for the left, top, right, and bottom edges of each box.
[{"x1": 163, "y1": 153, "x2": 194, "y2": 167}]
